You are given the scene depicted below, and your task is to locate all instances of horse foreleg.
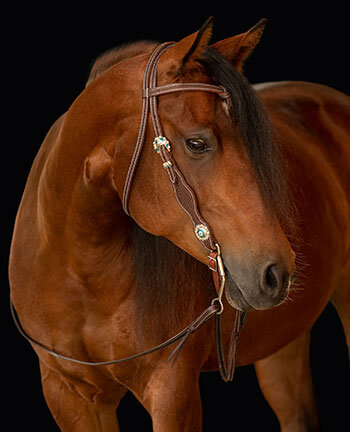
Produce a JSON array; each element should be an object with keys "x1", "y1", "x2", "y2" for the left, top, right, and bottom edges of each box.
[
  {"x1": 132, "y1": 363, "x2": 202, "y2": 432},
  {"x1": 254, "y1": 331, "x2": 320, "y2": 432},
  {"x1": 39, "y1": 360, "x2": 126, "y2": 431}
]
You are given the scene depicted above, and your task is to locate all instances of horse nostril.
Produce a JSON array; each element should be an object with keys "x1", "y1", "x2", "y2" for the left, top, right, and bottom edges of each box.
[
  {"x1": 264, "y1": 264, "x2": 279, "y2": 291},
  {"x1": 262, "y1": 263, "x2": 291, "y2": 297}
]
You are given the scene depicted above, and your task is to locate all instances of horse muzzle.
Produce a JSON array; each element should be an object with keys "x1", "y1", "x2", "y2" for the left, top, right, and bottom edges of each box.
[{"x1": 223, "y1": 255, "x2": 295, "y2": 311}]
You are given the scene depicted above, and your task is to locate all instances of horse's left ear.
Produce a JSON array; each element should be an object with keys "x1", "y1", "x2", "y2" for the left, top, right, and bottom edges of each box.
[
  {"x1": 211, "y1": 18, "x2": 267, "y2": 71},
  {"x1": 161, "y1": 17, "x2": 213, "y2": 74}
]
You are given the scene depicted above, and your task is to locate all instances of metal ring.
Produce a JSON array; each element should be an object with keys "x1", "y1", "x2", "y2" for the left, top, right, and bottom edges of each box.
[{"x1": 211, "y1": 297, "x2": 224, "y2": 315}]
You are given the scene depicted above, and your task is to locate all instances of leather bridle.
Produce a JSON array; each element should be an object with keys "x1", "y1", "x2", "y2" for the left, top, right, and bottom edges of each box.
[
  {"x1": 122, "y1": 41, "x2": 227, "y2": 256},
  {"x1": 10, "y1": 42, "x2": 247, "y2": 382}
]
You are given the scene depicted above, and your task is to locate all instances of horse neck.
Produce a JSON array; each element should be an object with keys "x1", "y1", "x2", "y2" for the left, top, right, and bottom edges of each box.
[
  {"x1": 38, "y1": 75, "x2": 137, "y2": 291},
  {"x1": 34, "y1": 61, "x2": 215, "y2": 342},
  {"x1": 64, "y1": 165, "x2": 132, "y2": 281}
]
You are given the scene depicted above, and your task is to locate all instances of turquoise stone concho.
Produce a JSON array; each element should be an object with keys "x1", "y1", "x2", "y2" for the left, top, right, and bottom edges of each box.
[
  {"x1": 195, "y1": 224, "x2": 210, "y2": 241},
  {"x1": 153, "y1": 136, "x2": 171, "y2": 153}
]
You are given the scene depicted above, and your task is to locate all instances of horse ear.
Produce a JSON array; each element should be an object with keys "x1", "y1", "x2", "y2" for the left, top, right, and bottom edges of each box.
[
  {"x1": 211, "y1": 18, "x2": 267, "y2": 71},
  {"x1": 161, "y1": 17, "x2": 213, "y2": 74}
]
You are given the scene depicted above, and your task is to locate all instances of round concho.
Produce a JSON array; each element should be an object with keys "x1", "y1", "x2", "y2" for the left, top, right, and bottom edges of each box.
[{"x1": 195, "y1": 224, "x2": 210, "y2": 241}]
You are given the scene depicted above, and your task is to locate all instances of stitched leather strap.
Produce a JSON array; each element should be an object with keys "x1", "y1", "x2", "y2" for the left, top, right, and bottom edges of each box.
[
  {"x1": 11, "y1": 293, "x2": 245, "y2": 382},
  {"x1": 215, "y1": 310, "x2": 247, "y2": 382},
  {"x1": 143, "y1": 83, "x2": 229, "y2": 98},
  {"x1": 122, "y1": 42, "x2": 174, "y2": 215},
  {"x1": 10, "y1": 294, "x2": 220, "y2": 366}
]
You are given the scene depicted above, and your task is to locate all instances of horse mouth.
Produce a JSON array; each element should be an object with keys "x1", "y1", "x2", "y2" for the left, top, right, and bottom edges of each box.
[{"x1": 224, "y1": 267, "x2": 255, "y2": 312}]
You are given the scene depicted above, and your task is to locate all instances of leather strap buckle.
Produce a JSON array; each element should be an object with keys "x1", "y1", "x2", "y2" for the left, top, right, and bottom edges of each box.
[
  {"x1": 208, "y1": 244, "x2": 225, "y2": 276},
  {"x1": 208, "y1": 253, "x2": 218, "y2": 272},
  {"x1": 209, "y1": 244, "x2": 226, "y2": 315}
]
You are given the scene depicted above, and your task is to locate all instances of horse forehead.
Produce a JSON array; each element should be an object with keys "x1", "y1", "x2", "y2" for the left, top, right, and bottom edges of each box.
[{"x1": 162, "y1": 90, "x2": 224, "y2": 125}]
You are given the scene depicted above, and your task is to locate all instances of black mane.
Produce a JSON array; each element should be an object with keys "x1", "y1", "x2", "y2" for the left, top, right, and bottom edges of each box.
[
  {"x1": 132, "y1": 224, "x2": 213, "y2": 343},
  {"x1": 200, "y1": 47, "x2": 294, "y2": 230}
]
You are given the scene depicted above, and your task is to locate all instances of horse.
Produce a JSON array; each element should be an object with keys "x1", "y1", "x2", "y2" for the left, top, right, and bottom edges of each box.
[{"x1": 9, "y1": 17, "x2": 350, "y2": 431}]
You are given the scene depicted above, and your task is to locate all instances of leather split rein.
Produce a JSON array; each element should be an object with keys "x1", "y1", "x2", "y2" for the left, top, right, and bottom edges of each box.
[{"x1": 10, "y1": 42, "x2": 247, "y2": 382}]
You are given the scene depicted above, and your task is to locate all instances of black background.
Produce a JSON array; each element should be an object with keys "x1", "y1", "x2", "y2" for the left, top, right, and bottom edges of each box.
[{"x1": 6, "y1": 3, "x2": 349, "y2": 431}]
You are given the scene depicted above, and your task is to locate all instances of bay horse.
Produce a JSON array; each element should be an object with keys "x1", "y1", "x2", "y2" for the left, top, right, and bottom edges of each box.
[{"x1": 9, "y1": 17, "x2": 350, "y2": 431}]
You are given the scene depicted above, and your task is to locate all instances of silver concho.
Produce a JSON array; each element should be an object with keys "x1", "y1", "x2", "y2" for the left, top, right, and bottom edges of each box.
[{"x1": 195, "y1": 224, "x2": 210, "y2": 241}]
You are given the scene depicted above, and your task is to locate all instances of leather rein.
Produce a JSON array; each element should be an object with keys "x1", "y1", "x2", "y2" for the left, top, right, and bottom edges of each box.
[{"x1": 10, "y1": 42, "x2": 247, "y2": 382}]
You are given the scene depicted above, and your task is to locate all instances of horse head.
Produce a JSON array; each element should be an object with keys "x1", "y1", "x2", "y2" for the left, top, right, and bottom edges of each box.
[{"x1": 84, "y1": 19, "x2": 296, "y2": 312}]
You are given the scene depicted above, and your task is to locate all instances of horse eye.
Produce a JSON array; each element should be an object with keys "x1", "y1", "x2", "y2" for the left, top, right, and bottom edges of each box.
[{"x1": 185, "y1": 138, "x2": 208, "y2": 154}]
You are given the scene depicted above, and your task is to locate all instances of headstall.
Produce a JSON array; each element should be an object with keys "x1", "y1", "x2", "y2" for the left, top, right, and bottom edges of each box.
[{"x1": 10, "y1": 42, "x2": 246, "y2": 382}]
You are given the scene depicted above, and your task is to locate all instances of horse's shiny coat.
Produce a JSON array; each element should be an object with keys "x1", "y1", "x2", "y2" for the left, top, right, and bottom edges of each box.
[{"x1": 9, "y1": 20, "x2": 350, "y2": 431}]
